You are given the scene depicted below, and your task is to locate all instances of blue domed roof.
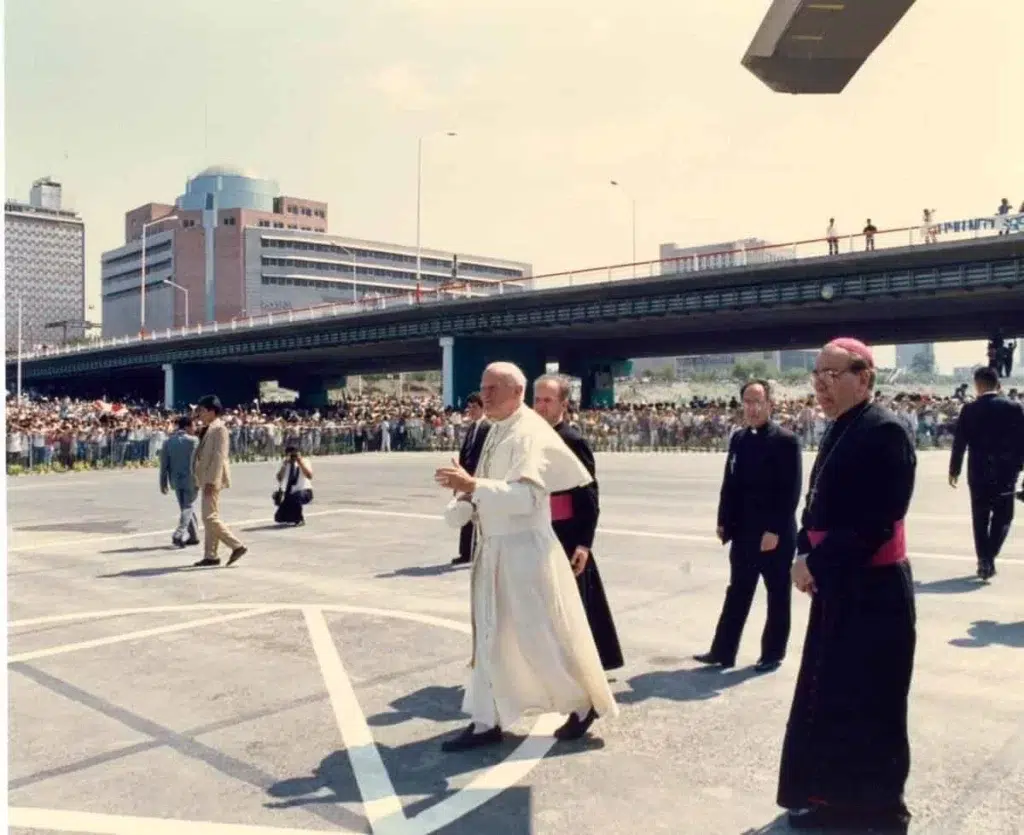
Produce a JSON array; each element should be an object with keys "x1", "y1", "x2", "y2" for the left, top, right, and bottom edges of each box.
[{"x1": 194, "y1": 164, "x2": 260, "y2": 179}]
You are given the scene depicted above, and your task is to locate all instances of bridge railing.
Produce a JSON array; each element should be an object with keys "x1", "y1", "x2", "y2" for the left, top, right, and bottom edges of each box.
[{"x1": 16, "y1": 211, "x2": 1022, "y2": 363}]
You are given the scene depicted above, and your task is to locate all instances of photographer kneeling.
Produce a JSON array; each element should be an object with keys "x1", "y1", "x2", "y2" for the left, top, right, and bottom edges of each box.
[{"x1": 273, "y1": 445, "x2": 313, "y2": 526}]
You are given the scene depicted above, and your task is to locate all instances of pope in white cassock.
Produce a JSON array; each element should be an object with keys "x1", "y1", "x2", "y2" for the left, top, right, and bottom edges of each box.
[{"x1": 434, "y1": 361, "x2": 619, "y2": 753}]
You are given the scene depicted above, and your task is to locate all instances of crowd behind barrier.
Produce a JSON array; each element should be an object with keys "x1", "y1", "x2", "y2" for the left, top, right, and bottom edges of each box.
[{"x1": 4, "y1": 387, "x2": 976, "y2": 476}]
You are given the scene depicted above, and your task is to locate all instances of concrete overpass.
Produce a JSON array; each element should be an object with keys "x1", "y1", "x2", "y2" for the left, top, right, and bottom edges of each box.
[
  {"x1": 9, "y1": 230, "x2": 1023, "y2": 409},
  {"x1": 743, "y1": 0, "x2": 918, "y2": 93}
]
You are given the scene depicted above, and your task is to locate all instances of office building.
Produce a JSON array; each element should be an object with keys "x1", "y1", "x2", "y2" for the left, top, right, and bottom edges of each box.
[
  {"x1": 895, "y1": 342, "x2": 936, "y2": 373},
  {"x1": 4, "y1": 178, "x2": 86, "y2": 352},
  {"x1": 100, "y1": 165, "x2": 531, "y2": 338},
  {"x1": 658, "y1": 237, "x2": 791, "y2": 275}
]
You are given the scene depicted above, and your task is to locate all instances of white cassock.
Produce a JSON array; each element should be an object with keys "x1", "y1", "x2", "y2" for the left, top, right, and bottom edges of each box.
[{"x1": 444, "y1": 403, "x2": 619, "y2": 729}]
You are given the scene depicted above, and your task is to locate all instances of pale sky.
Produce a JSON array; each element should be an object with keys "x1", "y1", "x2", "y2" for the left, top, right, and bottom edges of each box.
[{"x1": 4, "y1": 0, "x2": 1021, "y2": 372}]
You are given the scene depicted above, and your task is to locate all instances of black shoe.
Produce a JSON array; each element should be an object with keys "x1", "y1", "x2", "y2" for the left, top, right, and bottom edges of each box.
[
  {"x1": 452, "y1": 555, "x2": 471, "y2": 565},
  {"x1": 227, "y1": 546, "x2": 248, "y2": 566},
  {"x1": 184, "y1": 538, "x2": 200, "y2": 547},
  {"x1": 754, "y1": 658, "x2": 782, "y2": 673},
  {"x1": 441, "y1": 724, "x2": 503, "y2": 752},
  {"x1": 788, "y1": 804, "x2": 909, "y2": 833},
  {"x1": 694, "y1": 652, "x2": 735, "y2": 669},
  {"x1": 978, "y1": 559, "x2": 996, "y2": 580},
  {"x1": 172, "y1": 537, "x2": 185, "y2": 549},
  {"x1": 554, "y1": 707, "x2": 598, "y2": 741},
  {"x1": 193, "y1": 557, "x2": 221, "y2": 567}
]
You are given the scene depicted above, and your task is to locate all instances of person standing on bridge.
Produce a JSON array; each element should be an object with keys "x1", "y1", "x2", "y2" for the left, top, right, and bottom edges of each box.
[
  {"x1": 695, "y1": 378, "x2": 801, "y2": 674},
  {"x1": 948, "y1": 365, "x2": 1024, "y2": 580},
  {"x1": 532, "y1": 372, "x2": 624, "y2": 672},
  {"x1": 778, "y1": 338, "x2": 917, "y2": 834},
  {"x1": 192, "y1": 394, "x2": 248, "y2": 568},
  {"x1": 433, "y1": 362, "x2": 617, "y2": 752}
]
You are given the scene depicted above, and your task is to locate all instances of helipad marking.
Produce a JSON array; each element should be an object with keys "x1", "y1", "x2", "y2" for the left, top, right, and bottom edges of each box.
[
  {"x1": 8, "y1": 603, "x2": 562, "y2": 835},
  {"x1": 7, "y1": 806, "x2": 343, "y2": 834},
  {"x1": 8, "y1": 607, "x2": 278, "y2": 663},
  {"x1": 303, "y1": 606, "x2": 406, "y2": 833},
  {"x1": 9, "y1": 504, "x2": 1009, "y2": 566}
]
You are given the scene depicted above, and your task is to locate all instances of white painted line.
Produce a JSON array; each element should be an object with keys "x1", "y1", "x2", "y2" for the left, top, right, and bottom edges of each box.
[
  {"x1": 8, "y1": 603, "x2": 259, "y2": 629},
  {"x1": 7, "y1": 805, "x2": 355, "y2": 834},
  {"x1": 11, "y1": 504, "x2": 1013, "y2": 567},
  {"x1": 8, "y1": 607, "x2": 278, "y2": 663},
  {"x1": 302, "y1": 607, "x2": 408, "y2": 834},
  {"x1": 407, "y1": 714, "x2": 561, "y2": 833},
  {"x1": 7, "y1": 603, "x2": 568, "y2": 835},
  {"x1": 8, "y1": 603, "x2": 473, "y2": 633}
]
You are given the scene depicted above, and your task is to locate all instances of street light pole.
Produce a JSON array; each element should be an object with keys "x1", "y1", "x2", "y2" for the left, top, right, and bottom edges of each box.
[
  {"x1": 609, "y1": 180, "x2": 637, "y2": 277},
  {"x1": 415, "y1": 131, "x2": 457, "y2": 293},
  {"x1": 163, "y1": 279, "x2": 190, "y2": 327},
  {"x1": 17, "y1": 295, "x2": 23, "y2": 403},
  {"x1": 141, "y1": 215, "x2": 178, "y2": 335}
]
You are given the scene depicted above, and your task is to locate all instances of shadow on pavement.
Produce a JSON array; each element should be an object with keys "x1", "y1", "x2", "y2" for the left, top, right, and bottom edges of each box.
[
  {"x1": 914, "y1": 575, "x2": 986, "y2": 594},
  {"x1": 949, "y1": 620, "x2": 1024, "y2": 649},
  {"x1": 267, "y1": 729, "x2": 601, "y2": 834},
  {"x1": 376, "y1": 563, "x2": 467, "y2": 579},
  {"x1": 367, "y1": 684, "x2": 466, "y2": 727},
  {"x1": 618, "y1": 665, "x2": 763, "y2": 705}
]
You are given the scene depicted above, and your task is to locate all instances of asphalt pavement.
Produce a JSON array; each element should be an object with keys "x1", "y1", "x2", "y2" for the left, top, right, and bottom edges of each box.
[{"x1": 6, "y1": 450, "x2": 1023, "y2": 835}]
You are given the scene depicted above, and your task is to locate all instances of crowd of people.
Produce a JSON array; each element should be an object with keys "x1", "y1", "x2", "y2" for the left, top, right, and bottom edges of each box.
[{"x1": 5, "y1": 385, "x2": 976, "y2": 475}]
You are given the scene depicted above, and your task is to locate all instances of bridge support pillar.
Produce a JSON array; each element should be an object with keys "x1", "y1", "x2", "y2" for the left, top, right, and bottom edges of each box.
[
  {"x1": 162, "y1": 364, "x2": 174, "y2": 409},
  {"x1": 293, "y1": 376, "x2": 347, "y2": 409},
  {"x1": 449, "y1": 337, "x2": 549, "y2": 409},
  {"x1": 559, "y1": 356, "x2": 631, "y2": 408},
  {"x1": 441, "y1": 337, "x2": 455, "y2": 408},
  {"x1": 164, "y1": 363, "x2": 265, "y2": 410}
]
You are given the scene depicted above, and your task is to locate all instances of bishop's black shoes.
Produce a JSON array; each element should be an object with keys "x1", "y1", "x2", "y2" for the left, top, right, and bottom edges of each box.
[
  {"x1": 788, "y1": 803, "x2": 910, "y2": 833},
  {"x1": 693, "y1": 652, "x2": 735, "y2": 669},
  {"x1": 753, "y1": 657, "x2": 782, "y2": 673},
  {"x1": 977, "y1": 559, "x2": 996, "y2": 581},
  {"x1": 554, "y1": 707, "x2": 599, "y2": 741},
  {"x1": 441, "y1": 723, "x2": 503, "y2": 752}
]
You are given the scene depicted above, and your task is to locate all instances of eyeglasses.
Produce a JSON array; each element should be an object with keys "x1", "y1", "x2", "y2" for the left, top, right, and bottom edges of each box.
[{"x1": 811, "y1": 364, "x2": 867, "y2": 384}]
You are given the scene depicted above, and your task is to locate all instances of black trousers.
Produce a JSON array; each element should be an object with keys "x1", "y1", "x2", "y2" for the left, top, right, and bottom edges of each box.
[
  {"x1": 710, "y1": 537, "x2": 793, "y2": 664},
  {"x1": 458, "y1": 521, "x2": 475, "y2": 561},
  {"x1": 970, "y1": 485, "x2": 1015, "y2": 564}
]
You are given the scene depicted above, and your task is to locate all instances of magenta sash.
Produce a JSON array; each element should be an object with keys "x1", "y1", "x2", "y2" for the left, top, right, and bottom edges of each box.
[
  {"x1": 550, "y1": 494, "x2": 573, "y2": 522},
  {"x1": 806, "y1": 519, "x2": 907, "y2": 567}
]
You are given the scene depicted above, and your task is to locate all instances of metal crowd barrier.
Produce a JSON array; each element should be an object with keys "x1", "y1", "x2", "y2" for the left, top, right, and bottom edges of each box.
[{"x1": 5, "y1": 418, "x2": 954, "y2": 476}]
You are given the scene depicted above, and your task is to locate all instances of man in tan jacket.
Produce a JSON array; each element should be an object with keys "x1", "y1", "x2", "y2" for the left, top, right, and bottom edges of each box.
[{"x1": 192, "y1": 394, "x2": 247, "y2": 567}]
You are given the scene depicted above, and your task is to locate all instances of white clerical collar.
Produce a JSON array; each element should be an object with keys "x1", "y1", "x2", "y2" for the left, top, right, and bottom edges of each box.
[{"x1": 490, "y1": 404, "x2": 524, "y2": 428}]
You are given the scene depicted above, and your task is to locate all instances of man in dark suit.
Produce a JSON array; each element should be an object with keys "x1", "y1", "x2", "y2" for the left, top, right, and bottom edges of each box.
[
  {"x1": 452, "y1": 393, "x2": 490, "y2": 565},
  {"x1": 949, "y1": 365, "x2": 1024, "y2": 580},
  {"x1": 696, "y1": 379, "x2": 802, "y2": 673},
  {"x1": 533, "y1": 373, "x2": 624, "y2": 671}
]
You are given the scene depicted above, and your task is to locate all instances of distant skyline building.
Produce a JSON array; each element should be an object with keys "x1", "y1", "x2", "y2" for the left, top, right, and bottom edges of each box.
[
  {"x1": 4, "y1": 177, "x2": 86, "y2": 352},
  {"x1": 895, "y1": 342, "x2": 936, "y2": 372},
  {"x1": 658, "y1": 237, "x2": 791, "y2": 275},
  {"x1": 100, "y1": 165, "x2": 531, "y2": 338}
]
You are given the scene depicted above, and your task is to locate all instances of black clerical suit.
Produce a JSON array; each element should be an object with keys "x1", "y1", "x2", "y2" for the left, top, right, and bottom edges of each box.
[
  {"x1": 778, "y1": 400, "x2": 916, "y2": 832},
  {"x1": 550, "y1": 420, "x2": 624, "y2": 671},
  {"x1": 455, "y1": 418, "x2": 490, "y2": 563},
  {"x1": 709, "y1": 421, "x2": 802, "y2": 667},
  {"x1": 949, "y1": 391, "x2": 1024, "y2": 576}
]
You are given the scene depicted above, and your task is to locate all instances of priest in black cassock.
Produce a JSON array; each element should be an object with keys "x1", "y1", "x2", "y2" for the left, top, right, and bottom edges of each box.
[
  {"x1": 695, "y1": 378, "x2": 802, "y2": 673},
  {"x1": 532, "y1": 373, "x2": 624, "y2": 671},
  {"x1": 779, "y1": 337, "x2": 917, "y2": 834},
  {"x1": 452, "y1": 392, "x2": 490, "y2": 565}
]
